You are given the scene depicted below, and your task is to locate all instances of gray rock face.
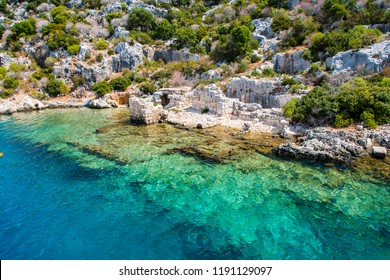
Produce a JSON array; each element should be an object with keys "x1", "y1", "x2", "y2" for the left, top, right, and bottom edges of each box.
[
  {"x1": 326, "y1": 40, "x2": 390, "y2": 75},
  {"x1": 371, "y1": 146, "x2": 387, "y2": 159},
  {"x1": 129, "y1": 97, "x2": 164, "y2": 124},
  {"x1": 66, "y1": 0, "x2": 84, "y2": 9},
  {"x1": 153, "y1": 49, "x2": 201, "y2": 63},
  {"x1": 273, "y1": 50, "x2": 311, "y2": 74},
  {"x1": 112, "y1": 27, "x2": 129, "y2": 38},
  {"x1": 200, "y1": 69, "x2": 222, "y2": 80},
  {"x1": 225, "y1": 76, "x2": 295, "y2": 108},
  {"x1": 53, "y1": 57, "x2": 114, "y2": 88},
  {"x1": 287, "y1": 0, "x2": 300, "y2": 9},
  {"x1": 104, "y1": 3, "x2": 123, "y2": 15},
  {"x1": 252, "y1": 18, "x2": 276, "y2": 41},
  {"x1": 114, "y1": 42, "x2": 144, "y2": 70},
  {"x1": 128, "y1": 3, "x2": 167, "y2": 18},
  {"x1": 77, "y1": 44, "x2": 90, "y2": 61}
]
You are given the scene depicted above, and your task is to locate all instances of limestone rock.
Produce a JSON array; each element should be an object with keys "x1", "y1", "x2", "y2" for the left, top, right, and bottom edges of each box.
[
  {"x1": 114, "y1": 42, "x2": 144, "y2": 70},
  {"x1": 326, "y1": 40, "x2": 390, "y2": 75},
  {"x1": 252, "y1": 18, "x2": 277, "y2": 43},
  {"x1": 88, "y1": 99, "x2": 111, "y2": 109},
  {"x1": 67, "y1": 0, "x2": 84, "y2": 8},
  {"x1": 78, "y1": 44, "x2": 90, "y2": 61},
  {"x1": 153, "y1": 49, "x2": 201, "y2": 63},
  {"x1": 200, "y1": 69, "x2": 222, "y2": 80},
  {"x1": 273, "y1": 50, "x2": 311, "y2": 74},
  {"x1": 226, "y1": 76, "x2": 286, "y2": 106},
  {"x1": 371, "y1": 146, "x2": 387, "y2": 159},
  {"x1": 112, "y1": 27, "x2": 129, "y2": 38},
  {"x1": 129, "y1": 97, "x2": 164, "y2": 124}
]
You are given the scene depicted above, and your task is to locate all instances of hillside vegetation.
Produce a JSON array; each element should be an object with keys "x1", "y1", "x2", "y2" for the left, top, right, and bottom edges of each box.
[{"x1": 0, "y1": 0, "x2": 389, "y2": 127}]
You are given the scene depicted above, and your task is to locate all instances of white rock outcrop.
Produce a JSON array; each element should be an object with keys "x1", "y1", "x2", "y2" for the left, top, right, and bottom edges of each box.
[
  {"x1": 326, "y1": 40, "x2": 390, "y2": 75},
  {"x1": 273, "y1": 49, "x2": 311, "y2": 74}
]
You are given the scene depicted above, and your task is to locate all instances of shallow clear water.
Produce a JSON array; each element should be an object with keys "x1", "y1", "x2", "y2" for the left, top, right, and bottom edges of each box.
[{"x1": 0, "y1": 108, "x2": 389, "y2": 260}]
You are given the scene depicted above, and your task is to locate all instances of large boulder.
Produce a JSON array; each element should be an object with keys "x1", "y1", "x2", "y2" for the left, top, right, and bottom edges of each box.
[
  {"x1": 273, "y1": 49, "x2": 311, "y2": 74},
  {"x1": 114, "y1": 42, "x2": 144, "y2": 70},
  {"x1": 326, "y1": 40, "x2": 390, "y2": 75},
  {"x1": 129, "y1": 97, "x2": 164, "y2": 124},
  {"x1": 371, "y1": 146, "x2": 387, "y2": 159}
]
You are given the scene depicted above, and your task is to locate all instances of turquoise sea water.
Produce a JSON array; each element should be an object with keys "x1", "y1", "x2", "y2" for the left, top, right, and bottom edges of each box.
[{"x1": 0, "y1": 108, "x2": 389, "y2": 260}]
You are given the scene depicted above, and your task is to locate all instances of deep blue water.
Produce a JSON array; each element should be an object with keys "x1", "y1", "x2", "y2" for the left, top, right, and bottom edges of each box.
[{"x1": 0, "y1": 109, "x2": 389, "y2": 259}]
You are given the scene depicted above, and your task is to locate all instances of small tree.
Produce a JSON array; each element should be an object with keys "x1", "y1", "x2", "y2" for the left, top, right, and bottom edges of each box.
[
  {"x1": 231, "y1": 25, "x2": 252, "y2": 57},
  {"x1": 127, "y1": 7, "x2": 155, "y2": 32},
  {"x1": 45, "y1": 79, "x2": 69, "y2": 97}
]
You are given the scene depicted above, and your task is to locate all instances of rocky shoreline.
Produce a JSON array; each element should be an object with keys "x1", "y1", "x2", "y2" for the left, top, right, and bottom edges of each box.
[{"x1": 1, "y1": 91, "x2": 389, "y2": 165}]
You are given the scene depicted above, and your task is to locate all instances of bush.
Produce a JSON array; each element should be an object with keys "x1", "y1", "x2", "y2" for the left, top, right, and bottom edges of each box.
[
  {"x1": 174, "y1": 27, "x2": 198, "y2": 49},
  {"x1": 3, "y1": 77, "x2": 20, "y2": 89},
  {"x1": 67, "y1": 44, "x2": 80, "y2": 55},
  {"x1": 95, "y1": 39, "x2": 108, "y2": 50},
  {"x1": 96, "y1": 53, "x2": 103, "y2": 62},
  {"x1": 110, "y1": 77, "x2": 131, "y2": 91},
  {"x1": 153, "y1": 19, "x2": 175, "y2": 40},
  {"x1": 11, "y1": 18, "x2": 36, "y2": 36},
  {"x1": 139, "y1": 82, "x2": 157, "y2": 95},
  {"x1": 127, "y1": 7, "x2": 155, "y2": 32},
  {"x1": 92, "y1": 81, "x2": 112, "y2": 97},
  {"x1": 0, "y1": 66, "x2": 6, "y2": 79},
  {"x1": 360, "y1": 110, "x2": 377, "y2": 129},
  {"x1": 106, "y1": 12, "x2": 122, "y2": 23},
  {"x1": 262, "y1": 67, "x2": 276, "y2": 77},
  {"x1": 334, "y1": 114, "x2": 353, "y2": 128},
  {"x1": 283, "y1": 98, "x2": 298, "y2": 118},
  {"x1": 45, "y1": 79, "x2": 69, "y2": 97},
  {"x1": 47, "y1": 31, "x2": 80, "y2": 51},
  {"x1": 271, "y1": 10, "x2": 292, "y2": 33},
  {"x1": 128, "y1": 31, "x2": 153, "y2": 45}
]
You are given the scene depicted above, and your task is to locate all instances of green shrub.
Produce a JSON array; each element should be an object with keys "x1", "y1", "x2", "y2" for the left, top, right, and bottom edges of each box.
[
  {"x1": 262, "y1": 67, "x2": 276, "y2": 77},
  {"x1": 128, "y1": 31, "x2": 153, "y2": 45},
  {"x1": 282, "y1": 77, "x2": 298, "y2": 86},
  {"x1": 153, "y1": 19, "x2": 175, "y2": 40},
  {"x1": 174, "y1": 27, "x2": 198, "y2": 49},
  {"x1": 0, "y1": 66, "x2": 7, "y2": 79},
  {"x1": 271, "y1": 10, "x2": 292, "y2": 33},
  {"x1": 30, "y1": 91, "x2": 46, "y2": 100},
  {"x1": 3, "y1": 77, "x2": 20, "y2": 89},
  {"x1": 139, "y1": 82, "x2": 157, "y2": 95},
  {"x1": 302, "y1": 49, "x2": 313, "y2": 61},
  {"x1": 334, "y1": 114, "x2": 353, "y2": 128},
  {"x1": 45, "y1": 79, "x2": 69, "y2": 97},
  {"x1": 11, "y1": 18, "x2": 36, "y2": 36},
  {"x1": 9, "y1": 63, "x2": 26, "y2": 73},
  {"x1": 95, "y1": 39, "x2": 108, "y2": 50},
  {"x1": 127, "y1": 7, "x2": 155, "y2": 32},
  {"x1": 106, "y1": 12, "x2": 122, "y2": 23},
  {"x1": 283, "y1": 98, "x2": 298, "y2": 118},
  {"x1": 67, "y1": 44, "x2": 80, "y2": 55},
  {"x1": 200, "y1": 107, "x2": 210, "y2": 114},
  {"x1": 47, "y1": 32, "x2": 80, "y2": 51},
  {"x1": 360, "y1": 110, "x2": 377, "y2": 129},
  {"x1": 96, "y1": 53, "x2": 104, "y2": 62},
  {"x1": 110, "y1": 77, "x2": 131, "y2": 91},
  {"x1": 92, "y1": 81, "x2": 112, "y2": 97}
]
